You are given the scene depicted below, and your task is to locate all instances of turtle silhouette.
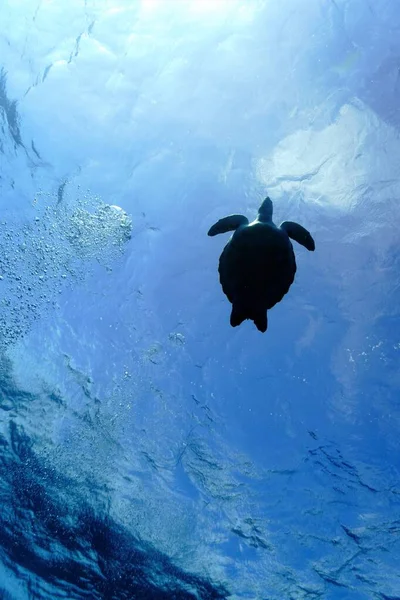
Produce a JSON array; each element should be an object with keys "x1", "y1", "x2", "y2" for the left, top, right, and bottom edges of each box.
[{"x1": 208, "y1": 196, "x2": 315, "y2": 332}]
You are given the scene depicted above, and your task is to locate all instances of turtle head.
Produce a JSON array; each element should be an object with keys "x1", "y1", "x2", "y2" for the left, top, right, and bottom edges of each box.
[{"x1": 258, "y1": 197, "x2": 273, "y2": 222}]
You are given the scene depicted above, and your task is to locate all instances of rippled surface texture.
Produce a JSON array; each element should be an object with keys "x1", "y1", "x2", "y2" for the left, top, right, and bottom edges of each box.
[{"x1": 1, "y1": 0, "x2": 400, "y2": 598}]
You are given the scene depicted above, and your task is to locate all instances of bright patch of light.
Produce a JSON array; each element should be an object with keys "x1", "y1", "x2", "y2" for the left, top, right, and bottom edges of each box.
[
  {"x1": 106, "y1": 7, "x2": 125, "y2": 15},
  {"x1": 141, "y1": 0, "x2": 239, "y2": 17},
  {"x1": 256, "y1": 102, "x2": 400, "y2": 211},
  {"x1": 188, "y1": 0, "x2": 233, "y2": 13},
  {"x1": 141, "y1": 0, "x2": 161, "y2": 11}
]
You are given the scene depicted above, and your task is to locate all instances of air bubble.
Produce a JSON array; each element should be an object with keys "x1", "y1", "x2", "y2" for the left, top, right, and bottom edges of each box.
[{"x1": 0, "y1": 190, "x2": 132, "y2": 349}]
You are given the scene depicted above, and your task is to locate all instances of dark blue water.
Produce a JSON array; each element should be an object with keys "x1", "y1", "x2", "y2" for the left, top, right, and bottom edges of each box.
[{"x1": 1, "y1": 0, "x2": 400, "y2": 598}]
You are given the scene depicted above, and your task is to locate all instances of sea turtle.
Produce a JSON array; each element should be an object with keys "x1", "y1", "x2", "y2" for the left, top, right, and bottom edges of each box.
[{"x1": 208, "y1": 196, "x2": 315, "y2": 332}]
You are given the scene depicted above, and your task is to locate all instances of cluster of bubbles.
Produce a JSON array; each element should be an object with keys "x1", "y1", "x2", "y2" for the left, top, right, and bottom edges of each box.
[
  {"x1": 0, "y1": 189, "x2": 132, "y2": 349},
  {"x1": 64, "y1": 202, "x2": 132, "y2": 261}
]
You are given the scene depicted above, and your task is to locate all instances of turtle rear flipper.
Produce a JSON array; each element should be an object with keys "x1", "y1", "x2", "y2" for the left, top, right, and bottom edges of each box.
[
  {"x1": 253, "y1": 310, "x2": 268, "y2": 333},
  {"x1": 230, "y1": 304, "x2": 247, "y2": 327},
  {"x1": 208, "y1": 215, "x2": 248, "y2": 236}
]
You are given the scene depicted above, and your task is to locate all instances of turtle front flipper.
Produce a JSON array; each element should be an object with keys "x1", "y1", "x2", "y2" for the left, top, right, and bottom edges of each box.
[
  {"x1": 280, "y1": 221, "x2": 315, "y2": 251},
  {"x1": 208, "y1": 214, "x2": 248, "y2": 236}
]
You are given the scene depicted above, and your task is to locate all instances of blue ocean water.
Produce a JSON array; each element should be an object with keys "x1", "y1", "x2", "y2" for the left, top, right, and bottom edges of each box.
[{"x1": 0, "y1": 0, "x2": 400, "y2": 598}]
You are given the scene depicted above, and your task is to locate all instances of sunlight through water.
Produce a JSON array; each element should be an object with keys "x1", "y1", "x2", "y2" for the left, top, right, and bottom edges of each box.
[{"x1": 1, "y1": 0, "x2": 400, "y2": 598}]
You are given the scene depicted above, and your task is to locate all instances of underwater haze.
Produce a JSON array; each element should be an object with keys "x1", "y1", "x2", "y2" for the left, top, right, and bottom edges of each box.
[{"x1": 1, "y1": 0, "x2": 400, "y2": 598}]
